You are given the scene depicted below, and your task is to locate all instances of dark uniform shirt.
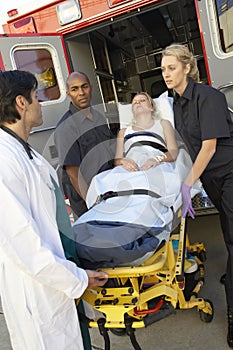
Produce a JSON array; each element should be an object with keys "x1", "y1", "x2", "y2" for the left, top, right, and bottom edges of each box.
[
  {"x1": 55, "y1": 102, "x2": 115, "y2": 216},
  {"x1": 173, "y1": 78, "x2": 233, "y2": 171}
]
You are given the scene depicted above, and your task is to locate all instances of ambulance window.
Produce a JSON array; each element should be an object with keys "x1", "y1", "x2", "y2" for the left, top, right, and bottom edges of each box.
[
  {"x1": 13, "y1": 49, "x2": 60, "y2": 102},
  {"x1": 215, "y1": 0, "x2": 233, "y2": 53}
]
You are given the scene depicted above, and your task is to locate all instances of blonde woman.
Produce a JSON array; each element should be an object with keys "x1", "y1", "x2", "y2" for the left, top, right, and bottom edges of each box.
[
  {"x1": 161, "y1": 43, "x2": 233, "y2": 348},
  {"x1": 114, "y1": 92, "x2": 178, "y2": 171}
]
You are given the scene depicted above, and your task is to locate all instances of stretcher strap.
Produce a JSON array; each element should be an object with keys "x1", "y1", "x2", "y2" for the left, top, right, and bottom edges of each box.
[
  {"x1": 124, "y1": 131, "x2": 166, "y2": 146},
  {"x1": 90, "y1": 189, "x2": 161, "y2": 208},
  {"x1": 124, "y1": 140, "x2": 168, "y2": 156}
]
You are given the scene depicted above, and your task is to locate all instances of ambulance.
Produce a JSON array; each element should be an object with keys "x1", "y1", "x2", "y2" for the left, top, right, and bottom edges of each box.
[{"x1": 1, "y1": 0, "x2": 232, "y2": 212}]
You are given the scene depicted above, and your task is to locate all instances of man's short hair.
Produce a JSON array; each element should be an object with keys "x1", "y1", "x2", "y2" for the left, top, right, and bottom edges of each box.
[{"x1": 0, "y1": 70, "x2": 38, "y2": 124}]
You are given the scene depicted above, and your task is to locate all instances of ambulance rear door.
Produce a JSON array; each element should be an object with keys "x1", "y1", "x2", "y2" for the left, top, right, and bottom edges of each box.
[
  {"x1": 0, "y1": 34, "x2": 70, "y2": 167},
  {"x1": 196, "y1": 0, "x2": 233, "y2": 116}
]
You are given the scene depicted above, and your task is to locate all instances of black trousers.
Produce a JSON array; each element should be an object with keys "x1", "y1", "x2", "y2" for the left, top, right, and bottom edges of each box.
[
  {"x1": 58, "y1": 168, "x2": 88, "y2": 218},
  {"x1": 62, "y1": 182, "x2": 88, "y2": 218},
  {"x1": 201, "y1": 160, "x2": 233, "y2": 309}
]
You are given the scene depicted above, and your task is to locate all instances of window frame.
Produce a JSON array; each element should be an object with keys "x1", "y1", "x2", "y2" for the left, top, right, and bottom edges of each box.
[{"x1": 10, "y1": 43, "x2": 67, "y2": 105}]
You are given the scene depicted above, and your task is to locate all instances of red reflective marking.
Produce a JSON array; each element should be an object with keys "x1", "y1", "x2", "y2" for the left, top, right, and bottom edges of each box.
[
  {"x1": 7, "y1": 9, "x2": 18, "y2": 17},
  {"x1": 110, "y1": 0, "x2": 131, "y2": 5},
  {"x1": 112, "y1": 0, "x2": 127, "y2": 3},
  {"x1": 0, "y1": 52, "x2": 5, "y2": 71}
]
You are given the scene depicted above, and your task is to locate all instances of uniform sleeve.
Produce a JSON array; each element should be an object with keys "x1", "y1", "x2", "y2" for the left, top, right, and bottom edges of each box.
[
  {"x1": 198, "y1": 87, "x2": 230, "y2": 140},
  {"x1": 0, "y1": 158, "x2": 88, "y2": 299}
]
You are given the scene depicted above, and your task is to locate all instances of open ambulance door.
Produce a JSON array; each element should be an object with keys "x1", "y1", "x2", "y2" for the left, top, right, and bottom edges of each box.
[
  {"x1": 196, "y1": 0, "x2": 233, "y2": 117},
  {"x1": 0, "y1": 34, "x2": 70, "y2": 167}
]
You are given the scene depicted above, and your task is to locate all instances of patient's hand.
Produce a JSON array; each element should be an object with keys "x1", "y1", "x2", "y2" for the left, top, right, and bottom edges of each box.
[
  {"x1": 141, "y1": 158, "x2": 160, "y2": 171},
  {"x1": 121, "y1": 158, "x2": 139, "y2": 172},
  {"x1": 86, "y1": 270, "x2": 108, "y2": 288}
]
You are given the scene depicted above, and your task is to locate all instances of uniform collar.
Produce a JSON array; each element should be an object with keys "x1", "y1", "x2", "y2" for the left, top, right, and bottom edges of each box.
[
  {"x1": 0, "y1": 125, "x2": 33, "y2": 160},
  {"x1": 69, "y1": 102, "x2": 93, "y2": 123},
  {"x1": 173, "y1": 78, "x2": 195, "y2": 103}
]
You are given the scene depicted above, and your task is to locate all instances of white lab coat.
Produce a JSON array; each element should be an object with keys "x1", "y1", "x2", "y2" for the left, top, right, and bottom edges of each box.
[{"x1": 0, "y1": 129, "x2": 88, "y2": 350}]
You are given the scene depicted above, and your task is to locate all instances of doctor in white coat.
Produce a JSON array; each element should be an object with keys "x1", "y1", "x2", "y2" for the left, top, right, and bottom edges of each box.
[{"x1": 0, "y1": 70, "x2": 108, "y2": 350}]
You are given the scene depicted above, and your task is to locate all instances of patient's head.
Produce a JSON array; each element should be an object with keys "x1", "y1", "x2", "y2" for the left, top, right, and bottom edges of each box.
[{"x1": 131, "y1": 92, "x2": 156, "y2": 122}]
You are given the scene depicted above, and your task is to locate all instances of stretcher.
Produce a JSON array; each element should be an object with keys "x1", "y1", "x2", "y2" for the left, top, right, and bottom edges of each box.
[
  {"x1": 73, "y1": 101, "x2": 213, "y2": 348},
  {"x1": 74, "y1": 145, "x2": 202, "y2": 269},
  {"x1": 79, "y1": 215, "x2": 214, "y2": 350}
]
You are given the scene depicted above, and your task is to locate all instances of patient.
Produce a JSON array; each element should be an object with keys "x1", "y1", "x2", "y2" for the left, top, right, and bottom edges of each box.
[
  {"x1": 73, "y1": 92, "x2": 201, "y2": 268},
  {"x1": 114, "y1": 92, "x2": 178, "y2": 171}
]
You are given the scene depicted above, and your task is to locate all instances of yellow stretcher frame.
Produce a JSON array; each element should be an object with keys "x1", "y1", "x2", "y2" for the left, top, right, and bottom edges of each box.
[{"x1": 80, "y1": 216, "x2": 214, "y2": 335}]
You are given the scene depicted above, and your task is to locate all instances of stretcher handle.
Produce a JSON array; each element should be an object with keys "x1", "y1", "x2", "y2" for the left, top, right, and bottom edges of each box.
[
  {"x1": 134, "y1": 298, "x2": 164, "y2": 315},
  {"x1": 175, "y1": 216, "x2": 187, "y2": 288}
]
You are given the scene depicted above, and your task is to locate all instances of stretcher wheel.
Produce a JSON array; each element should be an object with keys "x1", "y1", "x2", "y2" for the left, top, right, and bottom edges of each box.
[
  {"x1": 198, "y1": 250, "x2": 207, "y2": 262},
  {"x1": 110, "y1": 328, "x2": 126, "y2": 336},
  {"x1": 199, "y1": 299, "x2": 214, "y2": 323}
]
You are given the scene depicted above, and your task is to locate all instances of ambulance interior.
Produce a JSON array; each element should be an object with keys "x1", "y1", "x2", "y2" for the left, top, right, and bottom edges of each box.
[{"x1": 63, "y1": 0, "x2": 208, "y2": 130}]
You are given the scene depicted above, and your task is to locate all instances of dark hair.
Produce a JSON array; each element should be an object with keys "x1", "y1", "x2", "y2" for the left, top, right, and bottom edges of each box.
[{"x1": 0, "y1": 70, "x2": 38, "y2": 124}]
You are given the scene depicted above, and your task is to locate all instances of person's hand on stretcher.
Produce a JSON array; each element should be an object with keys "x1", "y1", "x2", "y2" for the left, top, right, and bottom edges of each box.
[
  {"x1": 86, "y1": 270, "x2": 108, "y2": 288},
  {"x1": 181, "y1": 182, "x2": 195, "y2": 219}
]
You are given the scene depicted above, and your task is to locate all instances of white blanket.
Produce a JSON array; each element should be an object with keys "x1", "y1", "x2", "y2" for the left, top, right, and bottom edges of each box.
[
  {"x1": 73, "y1": 140, "x2": 201, "y2": 267},
  {"x1": 76, "y1": 145, "x2": 201, "y2": 244}
]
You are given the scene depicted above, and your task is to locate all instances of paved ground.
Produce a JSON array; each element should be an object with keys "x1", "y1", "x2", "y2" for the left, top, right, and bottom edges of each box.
[{"x1": 0, "y1": 214, "x2": 230, "y2": 349}]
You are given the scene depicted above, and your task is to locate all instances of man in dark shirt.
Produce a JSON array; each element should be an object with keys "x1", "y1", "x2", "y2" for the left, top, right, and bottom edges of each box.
[{"x1": 55, "y1": 72, "x2": 115, "y2": 217}]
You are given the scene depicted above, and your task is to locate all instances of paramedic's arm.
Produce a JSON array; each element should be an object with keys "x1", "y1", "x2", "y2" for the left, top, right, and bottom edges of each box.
[
  {"x1": 114, "y1": 128, "x2": 139, "y2": 171},
  {"x1": 184, "y1": 138, "x2": 216, "y2": 186},
  {"x1": 162, "y1": 119, "x2": 179, "y2": 162},
  {"x1": 66, "y1": 165, "x2": 88, "y2": 200}
]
